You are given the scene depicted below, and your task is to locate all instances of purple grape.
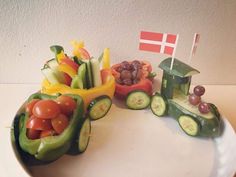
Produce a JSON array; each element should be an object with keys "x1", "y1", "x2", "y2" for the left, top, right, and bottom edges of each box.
[
  {"x1": 194, "y1": 85, "x2": 205, "y2": 96},
  {"x1": 120, "y1": 70, "x2": 132, "y2": 80},
  {"x1": 189, "y1": 93, "x2": 201, "y2": 105},
  {"x1": 198, "y1": 102, "x2": 210, "y2": 114},
  {"x1": 123, "y1": 78, "x2": 132, "y2": 86}
]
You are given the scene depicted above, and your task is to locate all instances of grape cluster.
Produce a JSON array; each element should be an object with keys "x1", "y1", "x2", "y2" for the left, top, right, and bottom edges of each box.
[
  {"x1": 189, "y1": 85, "x2": 210, "y2": 114},
  {"x1": 115, "y1": 60, "x2": 143, "y2": 86}
]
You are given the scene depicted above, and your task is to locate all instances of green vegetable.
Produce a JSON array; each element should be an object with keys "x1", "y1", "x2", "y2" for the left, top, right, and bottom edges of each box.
[
  {"x1": 178, "y1": 115, "x2": 199, "y2": 136},
  {"x1": 88, "y1": 95, "x2": 112, "y2": 120},
  {"x1": 77, "y1": 63, "x2": 87, "y2": 89},
  {"x1": 150, "y1": 92, "x2": 167, "y2": 117},
  {"x1": 67, "y1": 117, "x2": 91, "y2": 155},
  {"x1": 41, "y1": 66, "x2": 60, "y2": 84},
  {"x1": 83, "y1": 60, "x2": 93, "y2": 88},
  {"x1": 46, "y1": 59, "x2": 65, "y2": 83},
  {"x1": 126, "y1": 90, "x2": 150, "y2": 110},
  {"x1": 70, "y1": 75, "x2": 80, "y2": 89},
  {"x1": 50, "y1": 45, "x2": 64, "y2": 55},
  {"x1": 18, "y1": 93, "x2": 84, "y2": 162},
  {"x1": 91, "y1": 58, "x2": 102, "y2": 87}
]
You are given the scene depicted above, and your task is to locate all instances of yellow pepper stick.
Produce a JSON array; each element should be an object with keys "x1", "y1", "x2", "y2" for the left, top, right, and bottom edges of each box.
[
  {"x1": 57, "y1": 64, "x2": 77, "y2": 78},
  {"x1": 103, "y1": 48, "x2": 110, "y2": 69},
  {"x1": 57, "y1": 51, "x2": 66, "y2": 63}
]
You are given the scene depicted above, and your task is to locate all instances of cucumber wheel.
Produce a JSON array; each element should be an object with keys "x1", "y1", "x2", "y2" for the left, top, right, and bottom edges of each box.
[
  {"x1": 88, "y1": 95, "x2": 112, "y2": 120},
  {"x1": 68, "y1": 118, "x2": 91, "y2": 155},
  {"x1": 126, "y1": 90, "x2": 150, "y2": 110},
  {"x1": 150, "y1": 93, "x2": 167, "y2": 117},
  {"x1": 178, "y1": 115, "x2": 199, "y2": 136}
]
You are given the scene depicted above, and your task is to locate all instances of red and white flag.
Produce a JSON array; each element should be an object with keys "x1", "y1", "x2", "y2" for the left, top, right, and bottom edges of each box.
[
  {"x1": 139, "y1": 31, "x2": 178, "y2": 56},
  {"x1": 188, "y1": 33, "x2": 200, "y2": 63}
]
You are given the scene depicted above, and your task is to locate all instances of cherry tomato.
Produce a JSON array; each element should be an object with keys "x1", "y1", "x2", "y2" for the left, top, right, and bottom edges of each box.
[
  {"x1": 26, "y1": 115, "x2": 52, "y2": 130},
  {"x1": 25, "y1": 99, "x2": 40, "y2": 116},
  {"x1": 60, "y1": 57, "x2": 79, "y2": 71},
  {"x1": 27, "y1": 129, "x2": 41, "y2": 140},
  {"x1": 40, "y1": 130, "x2": 56, "y2": 138},
  {"x1": 56, "y1": 95, "x2": 76, "y2": 116},
  {"x1": 78, "y1": 48, "x2": 90, "y2": 59},
  {"x1": 51, "y1": 114, "x2": 69, "y2": 134},
  {"x1": 32, "y1": 100, "x2": 61, "y2": 119}
]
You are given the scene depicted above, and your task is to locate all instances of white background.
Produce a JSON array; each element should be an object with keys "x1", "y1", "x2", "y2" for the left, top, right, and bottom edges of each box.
[{"x1": 0, "y1": 0, "x2": 236, "y2": 84}]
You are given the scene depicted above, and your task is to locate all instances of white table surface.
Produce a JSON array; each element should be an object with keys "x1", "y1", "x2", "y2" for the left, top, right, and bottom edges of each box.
[{"x1": 0, "y1": 84, "x2": 235, "y2": 177}]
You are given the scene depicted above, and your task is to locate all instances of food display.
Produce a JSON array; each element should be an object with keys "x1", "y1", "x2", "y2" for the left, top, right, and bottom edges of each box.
[
  {"x1": 14, "y1": 93, "x2": 91, "y2": 164},
  {"x1": 150, "y1": 58, "x2": 223, "y2": 137},
  {"x1": 111, "y1": 60, "x2": 155, "y2": 109},
  {"x1": 41, "y1": 42, "x2": 115, "y2": 109}
]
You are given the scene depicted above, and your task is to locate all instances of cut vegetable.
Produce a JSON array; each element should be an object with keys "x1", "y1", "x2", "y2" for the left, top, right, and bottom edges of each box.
[
  {"x1": 78, "y1": 118, "x2": 91, "y2": 152},
  {"x1": 77, "y1": 63, "x2": 87, "y2": 89},
  {"x1": 41, "y1": 66, "x2": 60, "y2": 84},
  {"x1": 103, "y1": 48, "x2": 110, "y2": 69},
  {"x1": 46, "y1": 59, "x2": 65, "y2": 83},
  {"x1": 178, "y1": 115, "x2": 199, "y2": 136},
  {"x1": 91, "y1": 58, "x2": 102, "y2": 87},
  {"x1": 88, "y1": 95, "x2": 112, "y2": 120},
  {"x1": 126, "y1": 90, "x2": 150, "y2": 110},
  {"x1": 83, "y1": 60, "x2": 93, "y2": 88},
  {"x1": 150, "y1": 93, "x2": 167, "y2": 117},
  {"x1": 70, "y1": 75, "x2": 81, "y2": 89}
]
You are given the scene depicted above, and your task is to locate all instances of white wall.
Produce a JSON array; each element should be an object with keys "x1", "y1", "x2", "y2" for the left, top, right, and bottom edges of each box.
[{"x1": 1, "y1": 0, "x2": 236, "y2": 84}]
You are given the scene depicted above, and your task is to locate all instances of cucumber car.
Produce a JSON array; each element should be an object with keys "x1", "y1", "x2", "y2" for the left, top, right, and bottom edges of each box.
[{"x1": 150, "y1": 58, "x2": 223, "y2": 137}]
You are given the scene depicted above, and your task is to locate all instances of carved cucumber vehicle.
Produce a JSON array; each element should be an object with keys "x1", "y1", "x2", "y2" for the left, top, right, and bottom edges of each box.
[{"x1": 150, "y1": 58, "x2": 223, "y2": 137}]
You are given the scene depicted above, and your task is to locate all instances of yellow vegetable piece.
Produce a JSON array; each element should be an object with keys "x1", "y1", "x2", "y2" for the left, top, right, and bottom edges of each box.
[
  {"x1": 57, "y1": 51, "x2": 66, "y2": 63},
  {"x1": 57, "y1": 64, "x2": 76, "y2": 78},
  {"x1": 41, "y1": 72, "x2": 115, "y2": 108},
  {"x1": 71, "y1": 40, "x2": 85, "y2": 58},
  {"x1": 103, "y1": 48, "x2": 110, "y2": 69}
]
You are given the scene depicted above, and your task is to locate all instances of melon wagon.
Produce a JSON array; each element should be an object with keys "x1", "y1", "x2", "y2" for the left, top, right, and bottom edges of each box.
[{"x1": 150, "y1": 58, "x2": 223, "y2": 137}]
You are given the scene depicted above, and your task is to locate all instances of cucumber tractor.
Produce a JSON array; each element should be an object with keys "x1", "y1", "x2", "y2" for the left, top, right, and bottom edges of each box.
[{"x1": 150, "y1": 58, "x2": 223, "y2": 137}]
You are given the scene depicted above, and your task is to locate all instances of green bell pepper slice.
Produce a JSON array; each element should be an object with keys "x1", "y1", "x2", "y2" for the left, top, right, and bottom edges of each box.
[{"x1": 18, "y1": 93, "x2": 84, "y2": 162}]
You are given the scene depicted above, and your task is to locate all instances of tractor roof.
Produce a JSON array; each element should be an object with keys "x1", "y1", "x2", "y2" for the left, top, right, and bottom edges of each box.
[{"x1": 159, "y1": 58, "x2": 200, "y2": 78}]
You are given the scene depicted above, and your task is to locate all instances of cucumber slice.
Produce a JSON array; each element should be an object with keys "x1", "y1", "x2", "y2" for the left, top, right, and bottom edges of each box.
[
  {"x1": 90, "y1": 58, "x2": 102, "y2": 87},
  {"x1": 41, "y1": 66, "x2": 60, "y2": 84},
  {"x1": 67, "y1": 118, "x2": 91, "y2": 155},
  {"x1": 150, "y1": 93, "x2": 167, "y2": 117},
  {"x1": 88, "y1": 95, "x2": 112, "y2": 120},
  {"x1": 126, "y1": 91, "x2": 150, "y2": 110},
  {"x1": 70, "y1": 75, "x2": 83, "y2": 89},
  {"x1": 178, "y1": 115, "x2": 199, "y2": 136}
]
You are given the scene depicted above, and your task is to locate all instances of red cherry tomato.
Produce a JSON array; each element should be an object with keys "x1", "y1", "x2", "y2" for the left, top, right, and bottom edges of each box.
[
  {"x1": 25, "y1": 99, "x2": 40, "y2": 116},
  {"x1": 78, "y1": 48, "x2": 90, "y2": 59},
  {"x1": 27, "y1": 129, "x2": 41, "y2": 140},
  {"x1": 26, "y1": 115, "x2": 52, "y2": 130},
  {"x1": 56, "y1": 95, "x2": 76, "y2": 116},
  {"x1": 60, "y1": 57, "x2": 79, "y2": 71},
  {"x1": 32, "y1": 100, "x2": 61, "y2": 119},
  {"x1": 40, "y1": 130, "x2": 56, "y2": 138},
  {"x1": 51, "y1": 114, "x2": 69, "y2": 134}
]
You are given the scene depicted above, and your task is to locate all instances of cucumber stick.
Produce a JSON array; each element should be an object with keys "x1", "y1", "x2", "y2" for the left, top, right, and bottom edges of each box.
[
  {"x1": 41, "y1": 67, "x2": 60, "y2": 84},
  {"x1": 83, "y1": 60, "x2": 93, "y2": 88},
  {"x1": 91, "y1": 58, "x2": 102, "y2": 87},
  {"x1": 46, "y1": 59, "x2": 65, "y2": 83},
  {"x1": 77, "y1": 63, "x2": 87, "y2": 89}
]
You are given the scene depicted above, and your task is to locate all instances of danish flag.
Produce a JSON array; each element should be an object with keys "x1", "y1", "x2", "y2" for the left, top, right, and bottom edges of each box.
[{"x1": 139, "y1": 31, "x2": 178, "y2": 56}]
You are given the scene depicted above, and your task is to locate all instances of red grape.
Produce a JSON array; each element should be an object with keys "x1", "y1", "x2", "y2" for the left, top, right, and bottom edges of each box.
[
  {"x1": 120, "y1": 70, "x2": 132, "y2": 80},
  {"x1": 194, "y1": 85, "x2": 205, "y2": 96},
  {"x1": 123, "y1": 79, "x2": 132, "y2": 86},
  {"x1": 198, "y1": 102, "x2": 210, "y2": 114},
  {"x1": 189, "y1": 93, "x2": 201, "y2": 105}
]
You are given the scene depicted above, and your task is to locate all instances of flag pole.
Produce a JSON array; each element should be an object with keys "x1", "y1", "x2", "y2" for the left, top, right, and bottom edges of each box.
[
  {"x1": 170, "y1": 34, "x2": 179, "y2": 70},
  {"x1": 188, "y1": 33, "x2": 197, "y2": 64}
]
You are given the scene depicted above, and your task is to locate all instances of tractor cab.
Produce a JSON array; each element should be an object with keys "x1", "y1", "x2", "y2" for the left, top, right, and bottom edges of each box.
[
  {"x1": 159, "y1": 57, "x2": 199, "y2": 99},
  {"x1": 150, "y1": 58, "x2": 222, "y2": 137}
]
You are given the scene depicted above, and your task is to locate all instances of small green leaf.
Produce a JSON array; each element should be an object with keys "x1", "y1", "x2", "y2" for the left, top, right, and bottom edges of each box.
[
  {"x1": 98, "y1": 52, "x2": 104, "y2": 63},
  {"x1": 50, "y1": 45, "x2": 64, "y2": 55}
]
